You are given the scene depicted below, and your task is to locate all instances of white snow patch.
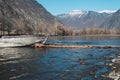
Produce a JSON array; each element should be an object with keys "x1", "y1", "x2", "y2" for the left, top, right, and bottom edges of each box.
[
  {"x1": 97, "y1": 10, "x2": 116, "y2": 14},
  {"x1": 68, "y1": 10, "x2": 87, "y2": 16}
]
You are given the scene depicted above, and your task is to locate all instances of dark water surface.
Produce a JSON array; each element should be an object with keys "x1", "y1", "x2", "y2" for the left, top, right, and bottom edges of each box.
[
  {"x1": 47, "y1": 35, "x2": 120, "y2": 46},
  {"x1": 0, "y1": 36, "x2": 120, "y2": 80}
]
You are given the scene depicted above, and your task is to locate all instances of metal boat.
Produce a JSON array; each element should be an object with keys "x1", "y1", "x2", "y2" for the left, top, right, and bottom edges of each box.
[{"x1": 0, "y1": 35, "x2": 47, "y2": 47}]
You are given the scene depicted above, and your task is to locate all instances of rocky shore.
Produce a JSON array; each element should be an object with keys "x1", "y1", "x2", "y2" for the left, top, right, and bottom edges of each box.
[{"x1": 108, "y1": 54, "x2": 120, "y2": 80}]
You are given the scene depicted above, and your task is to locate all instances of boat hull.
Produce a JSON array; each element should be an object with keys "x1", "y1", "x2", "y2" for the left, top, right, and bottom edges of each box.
[{"x1": 0, "y1": 36, "x2": 46, "y2": 47}]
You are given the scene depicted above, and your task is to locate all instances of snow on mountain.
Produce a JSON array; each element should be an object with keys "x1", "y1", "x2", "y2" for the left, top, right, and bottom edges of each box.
[
  {"x1": 58, "y1": 10, "x2": 116, "y2": 18},
  {"x1": 57, "y1": 10, "x2": 88, "y2": 18},
  {"x1": 101, "y1": 9, "x2": 120, "y2": 29},
  {"x1": 97, "y1": 10, "x2": 116, "y2": 14},
  {"x1": 57, "y1": 10, "x2": 110, "y2": 29},
  {"x1": 57, "y1": 9, "x2": 120, "y2": 30},
  {"x1": 68, "y1": 10, "x2": 87, "y2": 16}
]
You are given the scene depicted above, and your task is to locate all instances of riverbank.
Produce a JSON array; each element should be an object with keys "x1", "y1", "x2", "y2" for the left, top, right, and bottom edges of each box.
[{"x1": 108, "y1": 54, "x2": 120, "y2": 80}]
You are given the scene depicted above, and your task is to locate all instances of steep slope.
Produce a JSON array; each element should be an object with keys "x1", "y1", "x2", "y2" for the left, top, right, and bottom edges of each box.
[
  {"x1": 101, "y1": 9, "x2": 120, "y2": 29},
  {"x1": 57, "y1": 10, "x2": 111, "y2": 29},
  {"x1": 0, "y1": 0, "x2": 59, "y2": 35}
]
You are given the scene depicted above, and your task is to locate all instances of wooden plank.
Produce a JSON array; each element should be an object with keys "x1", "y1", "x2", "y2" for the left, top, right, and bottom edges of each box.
[{"x1": 35, "y1": 43, "x2": 119, "y2": 48}]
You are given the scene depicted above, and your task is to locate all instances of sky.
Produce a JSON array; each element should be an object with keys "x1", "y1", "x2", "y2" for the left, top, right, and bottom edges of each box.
[{"x1": 36, "y1": 0, "x2": 120, "y2": 15}]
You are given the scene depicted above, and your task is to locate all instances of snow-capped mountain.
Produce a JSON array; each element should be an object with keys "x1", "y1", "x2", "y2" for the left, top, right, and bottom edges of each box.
[
  {"x1": 68, "y1": 10, "x2": 88, "y2": 16},
  {"x1": 57, "y1": 10, "x2": 111, "y2": 29},
  {"x1": 58, "y1": 10, "x2": 88, "y2": 19},
  {"x1": 101, "y1": 9, "x2": 120, "y2": 29},
  {"x1": 97, "y1": 10, "x2": 116, "y2": 14}
]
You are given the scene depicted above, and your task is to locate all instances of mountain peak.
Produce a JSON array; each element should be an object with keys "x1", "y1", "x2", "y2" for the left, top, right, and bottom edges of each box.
[
  {"x1": 57, "y1": 10, "x2": 111, "y2": 29},
  {"x1": 68, "y1": 10, "x2": 87, "y2": 16},
  {"x1": 97, "y1": 10, "x2": 116, "y2": 14},
  {"x1": 57, "y1": 10, "x2": 88, "y2": 18}
]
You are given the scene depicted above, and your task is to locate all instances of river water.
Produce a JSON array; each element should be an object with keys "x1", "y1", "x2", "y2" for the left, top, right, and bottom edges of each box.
[{"x1": 0, "y1": 36, "x2": 120, "y2": 80}]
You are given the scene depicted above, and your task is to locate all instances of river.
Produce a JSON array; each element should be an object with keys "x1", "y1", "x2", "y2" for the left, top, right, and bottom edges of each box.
[{"x1": 0, "y1": 35, "x2": 120, "y2": 80}]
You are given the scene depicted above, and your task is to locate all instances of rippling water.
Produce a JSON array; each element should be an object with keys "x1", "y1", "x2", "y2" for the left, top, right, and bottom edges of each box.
[
  {"x1": 0, "y1": 36, "x2": 120, "y2": 80},
  {"x1": 47, "y1": 35, "x2": 120, "y2": 46}
]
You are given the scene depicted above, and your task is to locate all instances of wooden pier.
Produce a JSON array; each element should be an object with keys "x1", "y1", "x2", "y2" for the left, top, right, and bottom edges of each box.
[{"x1": 35, "y1": 43, "x2": 119, "y2": 48}]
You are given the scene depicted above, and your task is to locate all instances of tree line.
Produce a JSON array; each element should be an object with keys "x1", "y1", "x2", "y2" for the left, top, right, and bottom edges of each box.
[
  {"x1": 52, "y1": 27, "x2": 120, "y2": 36},
  {"x1": 0, "y1": 17, "x2": 120, "y2": 36}
]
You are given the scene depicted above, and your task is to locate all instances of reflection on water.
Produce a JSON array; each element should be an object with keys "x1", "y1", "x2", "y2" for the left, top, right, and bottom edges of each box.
[{"x1": 0, "y1": 36, "x2": 120, "y2": 80}]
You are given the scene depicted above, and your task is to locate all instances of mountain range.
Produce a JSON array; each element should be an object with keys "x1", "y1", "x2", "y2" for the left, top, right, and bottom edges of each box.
[
  {"x1": 101, "y1": 9, "x2": 120, "y2": 29},
  {"x1": 0, "y1": 0, "x2": 119, "y2": 36},
  {"x1": 57, "y1": 9, "x2": 120, "y2": 30}
]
